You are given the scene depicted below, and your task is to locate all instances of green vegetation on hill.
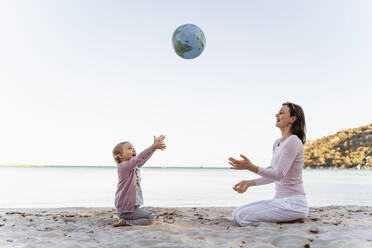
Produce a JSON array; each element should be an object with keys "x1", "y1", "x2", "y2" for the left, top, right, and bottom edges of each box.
[{"x1": 304, "y1": 124, "x2": 372, "y2": 169}]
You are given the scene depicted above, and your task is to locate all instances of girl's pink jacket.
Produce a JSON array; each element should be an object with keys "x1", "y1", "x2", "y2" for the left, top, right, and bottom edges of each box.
[{"x1": 114, "y1": 146, "x2": 154, "y2": 213}]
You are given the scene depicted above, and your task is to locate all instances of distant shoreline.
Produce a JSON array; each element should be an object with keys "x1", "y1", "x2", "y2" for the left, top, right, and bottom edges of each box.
[
  {"x1": 0, "y1": 164, "x2": 46, "y2": 168},
  {"x1": 0, "y1": 164, "x2": 371, "y2": 170}
]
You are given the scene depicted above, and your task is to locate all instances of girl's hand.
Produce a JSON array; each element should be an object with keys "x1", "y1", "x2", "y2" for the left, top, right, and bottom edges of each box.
[
  {"x1": 233, "y1": 180, "x2": 254, "y2": 194},
  {"x1": 152, "y1": 135, "x2": 166, "y2": 150},
  {"x1": 228, "y1": 154, "x2": 252, "y2": 170}
]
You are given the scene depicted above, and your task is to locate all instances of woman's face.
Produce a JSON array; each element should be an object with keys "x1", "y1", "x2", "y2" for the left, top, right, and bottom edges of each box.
[{"x1": 275, "y1": 105, "x2": 295, "y2": 129}]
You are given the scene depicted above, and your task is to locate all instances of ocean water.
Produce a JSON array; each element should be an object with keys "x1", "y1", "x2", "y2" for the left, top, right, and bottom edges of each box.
[{"x1": 1, "y1": 166, "x2": 371, "y2": 208}]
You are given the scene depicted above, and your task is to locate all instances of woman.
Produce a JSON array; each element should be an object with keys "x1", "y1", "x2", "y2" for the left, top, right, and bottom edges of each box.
[{"x1": 229, "y1": 102, "x2": 309, "y2": 226}]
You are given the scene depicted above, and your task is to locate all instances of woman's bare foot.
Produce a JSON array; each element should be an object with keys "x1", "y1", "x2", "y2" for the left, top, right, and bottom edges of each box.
[
  {"x1": 112, "y1": 219, "x2": 126, "y2": 227},
  {"x1": 277, "y1": 218, "x2": 309, "y2": 224},
  {"x1": 294, "y1": 218, "x2": 309, "y2": 223}
]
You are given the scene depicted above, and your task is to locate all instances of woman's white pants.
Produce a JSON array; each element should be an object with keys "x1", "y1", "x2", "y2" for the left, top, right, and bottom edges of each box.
[{"x1": 233, "y1": 195, "x2": 309, "y2": 226}]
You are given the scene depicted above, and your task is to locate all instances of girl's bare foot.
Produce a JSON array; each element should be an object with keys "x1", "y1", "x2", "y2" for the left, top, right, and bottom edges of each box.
[{"x1": 112, "y1": 219, "x2": 126, "y2": 227}]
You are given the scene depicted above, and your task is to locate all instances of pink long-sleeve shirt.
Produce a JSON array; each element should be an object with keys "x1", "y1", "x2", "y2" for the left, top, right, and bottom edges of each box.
[
  {"x1": 115, "y1": 146, "x2": 154, "y2": 213},
  {"x1": 254, "y1": 135, "x2": 306, "y2": 198}
]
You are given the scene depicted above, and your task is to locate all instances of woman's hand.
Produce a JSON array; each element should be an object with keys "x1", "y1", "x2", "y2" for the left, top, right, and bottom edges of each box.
[
  {"x1": 229, "y1": 154, "x2": 253, "y2": 170},
  {"x1": 152, "y1": 135, "x2": 166, "y2": 150},
  {"x1": 233, "y1": 180, "x2": 255, "y2": 193}
]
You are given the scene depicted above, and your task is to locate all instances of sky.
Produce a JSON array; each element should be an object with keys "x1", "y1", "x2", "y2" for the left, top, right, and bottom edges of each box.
[{"x1": 0, "y1": 0, "x2": 371, "y2": 167}]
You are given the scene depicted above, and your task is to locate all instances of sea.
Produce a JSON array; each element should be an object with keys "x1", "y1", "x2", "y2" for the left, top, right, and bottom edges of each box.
[{"x1": 1, "y1": 166, "x2": 371, "y2": 208}]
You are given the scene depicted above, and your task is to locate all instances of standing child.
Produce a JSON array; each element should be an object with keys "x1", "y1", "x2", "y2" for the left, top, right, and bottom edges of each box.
[{"x1": 112, "y1": 135, "x2": 166, "y2": 227}]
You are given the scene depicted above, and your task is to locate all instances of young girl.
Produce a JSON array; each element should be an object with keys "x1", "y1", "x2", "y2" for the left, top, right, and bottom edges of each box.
[{"x1": 112, "y1": 135, "x2": 166, "y2": 227}]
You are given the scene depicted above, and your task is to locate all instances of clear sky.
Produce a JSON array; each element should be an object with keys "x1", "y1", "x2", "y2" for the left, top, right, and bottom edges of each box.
[{"x1": 0, "y1": 0, "x2": 371, "y2": 167}]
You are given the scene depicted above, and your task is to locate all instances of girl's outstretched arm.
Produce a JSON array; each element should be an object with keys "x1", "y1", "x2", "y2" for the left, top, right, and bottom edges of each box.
[
  {"x1": 118, "y1": 146, "x2": 154, "y2": 172},
  {"x1": 118, "y1": 135, "x2": 166, "y2": 172}
]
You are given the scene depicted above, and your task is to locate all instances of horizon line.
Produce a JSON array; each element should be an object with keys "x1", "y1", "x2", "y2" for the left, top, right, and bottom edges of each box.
[{"x1": 0, "y1": 164, "x2": 228, "y2": 169}]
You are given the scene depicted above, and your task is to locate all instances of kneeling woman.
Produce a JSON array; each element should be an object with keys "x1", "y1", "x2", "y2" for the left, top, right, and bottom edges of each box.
[{"x1": 229, "y1": 102, "x2": 309, "y2": 226}]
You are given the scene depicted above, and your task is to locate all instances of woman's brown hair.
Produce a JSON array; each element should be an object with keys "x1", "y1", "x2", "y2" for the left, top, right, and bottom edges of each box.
[{"x1": 283, "y1": 102, "x2": 306, "y2": 144}]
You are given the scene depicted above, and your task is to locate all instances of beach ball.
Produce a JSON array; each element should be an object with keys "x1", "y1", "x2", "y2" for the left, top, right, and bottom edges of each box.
[{"x1": 172, "y1": 24, "x2": 206, "y2": 59}]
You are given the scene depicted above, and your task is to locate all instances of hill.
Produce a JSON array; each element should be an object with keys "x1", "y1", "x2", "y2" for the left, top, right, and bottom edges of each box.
[{"x1": 304, "y1": 124, "x2": 372, "y2": 169}]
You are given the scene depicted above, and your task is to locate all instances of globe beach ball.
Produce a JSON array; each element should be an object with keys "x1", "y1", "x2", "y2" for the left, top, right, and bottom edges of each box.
[{"x1": 172, "y1": 24, "x2": 206, "y2": 59}]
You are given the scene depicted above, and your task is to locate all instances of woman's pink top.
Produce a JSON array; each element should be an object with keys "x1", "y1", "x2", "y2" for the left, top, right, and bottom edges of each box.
[
  {"x1": 254, "y1": 135, "x2": 306, "y2": 198},
  {"x1": 115, "y1": 146, "x2": 154, "y2": 213}
]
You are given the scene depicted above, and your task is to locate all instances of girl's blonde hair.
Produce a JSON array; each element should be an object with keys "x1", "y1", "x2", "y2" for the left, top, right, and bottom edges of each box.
[{"x1": 112, "y1": 141, "x2": 129, "y2": 163}]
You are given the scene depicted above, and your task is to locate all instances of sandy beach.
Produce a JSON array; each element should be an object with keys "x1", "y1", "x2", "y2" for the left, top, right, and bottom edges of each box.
[{"x1": 0, "y1": 206, "x2": 371, "y2": 248}]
